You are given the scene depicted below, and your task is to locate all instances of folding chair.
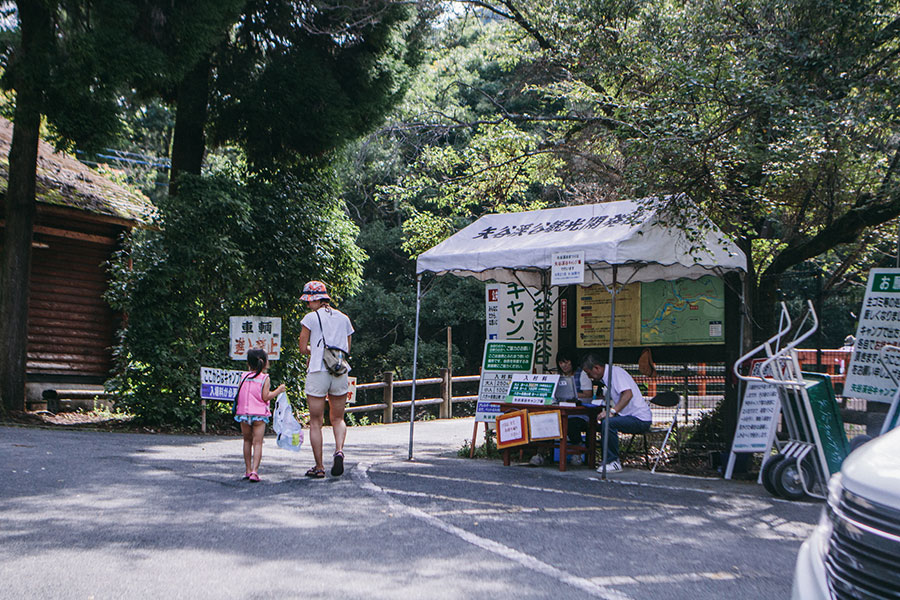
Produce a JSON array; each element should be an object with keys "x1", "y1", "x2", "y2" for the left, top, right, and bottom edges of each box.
[{"x1": 623, "y1": 391, "x2": 682, "y2": 472}]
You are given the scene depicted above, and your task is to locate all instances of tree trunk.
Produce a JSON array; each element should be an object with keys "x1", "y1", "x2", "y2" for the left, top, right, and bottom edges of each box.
[
  {"x1": 169, "y1": 55, "x2": 211, "y2": 194},
  {"x1": 0, "y1": 1, "x2": 51, "y2": 413}
]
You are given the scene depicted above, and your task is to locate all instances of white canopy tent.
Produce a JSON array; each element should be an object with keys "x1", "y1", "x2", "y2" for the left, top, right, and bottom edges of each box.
[{"x1": 406, "y1": 195, "x2": 748, "y2": 471}]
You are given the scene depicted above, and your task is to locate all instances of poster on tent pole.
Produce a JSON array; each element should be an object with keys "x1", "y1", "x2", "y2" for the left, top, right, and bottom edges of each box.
[
  {"x1": 475, "y1": 340, "x2": 535, "y2": 423},
  {"x1": 844, "y1": 268, "x2": 900, "y2": 403}
]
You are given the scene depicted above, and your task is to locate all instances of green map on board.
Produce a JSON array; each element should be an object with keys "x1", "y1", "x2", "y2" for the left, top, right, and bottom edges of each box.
[{"x1": 640, "y1": 276, "x2": 726, "y2": 345}]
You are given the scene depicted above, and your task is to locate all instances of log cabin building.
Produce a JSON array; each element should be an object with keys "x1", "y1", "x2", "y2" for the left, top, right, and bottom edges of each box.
[{"x1": 0, "y1": 117, "x2": 154, "y2": 406}]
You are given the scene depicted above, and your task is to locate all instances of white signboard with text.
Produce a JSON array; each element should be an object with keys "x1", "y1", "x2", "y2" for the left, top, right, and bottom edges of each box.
[
  {"x1": 845, "y1": 269, "x2": 900, "y2": 403},
  {"x1": 731, "y1": 360, "x2": 780, "y2": 453},
  {"x1": 230, "y1": 316, "x2": 282, "y2": 361},
  {"x1": 725, "y1": 359, "x2": 782, "y2": 480},
  {"x1": 504, "y1": 373, "x2": 559, "y2": 405},
  {"x1": 551, "y1": 251, "x2": 585, "y2": 285}
]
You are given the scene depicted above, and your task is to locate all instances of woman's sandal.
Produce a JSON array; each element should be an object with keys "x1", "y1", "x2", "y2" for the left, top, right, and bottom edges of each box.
[
  {"x1": 305, "y1": 466, "x2": 325, "y2": 478},
  {"x1": 331, "y1": 451, "x2": 344, "y2": 476}
]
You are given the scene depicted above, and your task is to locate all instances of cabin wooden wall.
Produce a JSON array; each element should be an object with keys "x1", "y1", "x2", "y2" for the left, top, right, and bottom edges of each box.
[{"x1": 1, "y1": 206, "x2": 126, "y2": 383}]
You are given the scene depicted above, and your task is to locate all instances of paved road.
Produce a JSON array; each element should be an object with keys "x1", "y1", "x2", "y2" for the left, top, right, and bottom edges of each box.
[{"x1": 0, "y1": 419, "x2": 817, "y2": 599}]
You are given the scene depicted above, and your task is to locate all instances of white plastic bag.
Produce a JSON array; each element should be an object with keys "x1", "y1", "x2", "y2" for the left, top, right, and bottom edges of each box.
[{"x1": 272, "y1": 392, "x2": 303, "y2": 452}]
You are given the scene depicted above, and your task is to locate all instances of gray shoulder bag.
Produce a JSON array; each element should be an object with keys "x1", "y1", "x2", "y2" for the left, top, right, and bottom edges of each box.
[{"x1": 315, "y1": 308, "x2": 350, "y2": 376}]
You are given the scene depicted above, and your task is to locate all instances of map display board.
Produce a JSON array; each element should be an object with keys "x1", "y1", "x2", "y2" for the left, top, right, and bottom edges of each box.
[
  {"x1": 640, "y1": 276, "x2": 725, "y2": 345},
  {"x1": 576, "y1": 283, "x2": 641, "y2": 347},
  {"x1": 845, "y1": 269, "x2": 900, "y2": 403},
  {"x1": 475, "y1": 341, "x2": 535, "y2": 423},
  {"x1": 576, "y1": 276, "x2": 726, "y2": 348}
]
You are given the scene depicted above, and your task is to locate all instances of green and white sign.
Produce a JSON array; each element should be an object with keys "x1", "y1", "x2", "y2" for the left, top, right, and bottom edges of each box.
[
  {"x1": 476, "y1": 340, "x2": 535, "y2": 422},
  {"x1": 505, "y1": 373, "x2": 559, "y2": 405},
  {"x1": 845, "y1": 268, "x2": 900, "y2": 403},
  {"x1": 483, "y1": 341, "x2": 536, "y2": 371}
]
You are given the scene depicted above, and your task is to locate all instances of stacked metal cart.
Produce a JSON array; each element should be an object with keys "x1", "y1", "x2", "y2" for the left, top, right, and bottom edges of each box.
[{"x1": 734, "y1": 301, "x2": 852, "y2": 500}]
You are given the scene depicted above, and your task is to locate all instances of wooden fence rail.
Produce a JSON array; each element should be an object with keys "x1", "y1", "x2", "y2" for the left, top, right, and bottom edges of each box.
[{"x1": 347, "y1": 370, "x2": 481, "y2": 423}]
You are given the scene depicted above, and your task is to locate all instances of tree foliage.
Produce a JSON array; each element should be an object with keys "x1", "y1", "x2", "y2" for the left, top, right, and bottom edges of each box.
[
  {"x1": 106, "y1": 170, "x2": 365, "y2": 427},
  {"x1": 0, "y1": 1, "x2": 243, "y2": 413},
  {"x1": 339, "y1": 16, "x2": 569, "y2": 381},
  {"x1": 389, "y1": 0, "x2": 900, "y2": 343}
]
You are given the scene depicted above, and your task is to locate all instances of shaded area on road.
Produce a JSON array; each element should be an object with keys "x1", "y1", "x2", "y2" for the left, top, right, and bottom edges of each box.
[{"x1": 0, "y1": 420, "x2": 817, "y2": 599}]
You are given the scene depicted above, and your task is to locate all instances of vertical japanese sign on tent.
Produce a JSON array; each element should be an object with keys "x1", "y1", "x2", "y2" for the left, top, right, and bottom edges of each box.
[{"x1": 485, "y1": 282, "x2": 558, "y2": 369}]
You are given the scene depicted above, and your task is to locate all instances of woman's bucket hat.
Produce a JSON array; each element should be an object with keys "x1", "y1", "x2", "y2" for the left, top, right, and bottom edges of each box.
[{"x1": 300, "y1": 280, "x2": 330, "y2": 302}]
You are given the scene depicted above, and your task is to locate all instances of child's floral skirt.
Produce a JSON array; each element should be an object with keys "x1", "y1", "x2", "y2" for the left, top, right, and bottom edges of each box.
[{"x1": 234, "y1": 414, "x2": 270, "y2": 424}]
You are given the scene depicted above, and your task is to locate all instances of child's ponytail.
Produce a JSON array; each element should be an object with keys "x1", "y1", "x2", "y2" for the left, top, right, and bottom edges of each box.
[{"x1": 247, "y1": 348, "x2": 267, "y2": 378}]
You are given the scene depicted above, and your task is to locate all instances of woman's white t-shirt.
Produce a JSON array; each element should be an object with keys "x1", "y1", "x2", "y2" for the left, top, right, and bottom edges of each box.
[{"x1": 301, "y1": 306, "x2": 354, "y2": 374}]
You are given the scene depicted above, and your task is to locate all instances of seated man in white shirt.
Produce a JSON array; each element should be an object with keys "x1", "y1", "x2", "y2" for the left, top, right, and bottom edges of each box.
[{"x1": 581, "y1": 353, "x2": 652, "y2": 472}]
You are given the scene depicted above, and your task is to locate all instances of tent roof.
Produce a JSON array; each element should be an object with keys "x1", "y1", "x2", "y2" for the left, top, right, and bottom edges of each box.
[{"x1": 416, "y1": 195, "x2": 747, "y2": 288}]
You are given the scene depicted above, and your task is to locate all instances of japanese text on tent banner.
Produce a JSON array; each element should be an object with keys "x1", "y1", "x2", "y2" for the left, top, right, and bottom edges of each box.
[
  {"x1": 485, "y1": 283, "x2": 557, "y2": 370},
  {"x1": 230, "y1": 316, "x2": 281, "y2": 360},
  {"x1": 845, "y1": 269, "x2": 900, "y2": 403},
  {"x1": 200, "y1": 367, "x2": 245, "y2": 401}
]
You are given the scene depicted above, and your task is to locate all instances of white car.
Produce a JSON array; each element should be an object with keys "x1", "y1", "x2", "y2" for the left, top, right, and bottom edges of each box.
[{"x1": 791, "y1": 427, "x2": 900, "y2": 599}]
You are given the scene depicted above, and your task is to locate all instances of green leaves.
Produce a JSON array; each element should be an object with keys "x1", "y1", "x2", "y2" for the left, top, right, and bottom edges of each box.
[{"x1": 107, "y1": 172, "x2": 365, "y2": 426}]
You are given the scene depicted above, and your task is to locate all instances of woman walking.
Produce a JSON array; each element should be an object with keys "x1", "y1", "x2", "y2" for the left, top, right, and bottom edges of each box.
[{"x1": 298, "y1": 281, "x2": 354, "y2": 478}]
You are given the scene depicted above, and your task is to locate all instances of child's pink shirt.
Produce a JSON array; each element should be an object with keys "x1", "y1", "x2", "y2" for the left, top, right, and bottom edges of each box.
[{"x1": 235, "y1": 371, "x2": 271, "y2": 416}]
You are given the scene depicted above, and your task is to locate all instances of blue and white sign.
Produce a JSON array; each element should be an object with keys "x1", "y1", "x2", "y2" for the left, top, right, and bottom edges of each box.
[{"x1": 200, "y1": 367, "x2": 245, "y2": 401}]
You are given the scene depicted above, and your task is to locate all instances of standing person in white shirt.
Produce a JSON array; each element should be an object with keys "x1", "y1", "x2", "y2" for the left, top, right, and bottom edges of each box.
[
  {"x1": 298, "y1": 281, "x2": 354, "y2": 478},
  {"x1": 582, "y1": 353, "x2": 652, "y2": 472}
]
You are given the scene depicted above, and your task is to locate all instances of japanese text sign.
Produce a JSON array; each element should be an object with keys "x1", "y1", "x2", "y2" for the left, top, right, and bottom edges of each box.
[
  {"x1": 551, "y1": 251, "x2": 584, "y2": 285},
  {"x1": 496, "y1": 410, "x2": 529, "y2": 449},
  {"x1": 475, "y1": 340, "x2": 534, "y2": 423},
  {"x1": 731, "y1": 359, "x2": 780, "y2": 453},
  {"x1": 200, "y1": 367, "x2": 245, "y2": 401},
  {"x1": 505, "y1": 373, "x2": 559, "y2": 405},
  {"x1": 845, "y1": 269, "x2": 900, "y2": 403},
  {"x1": 230, "y1": 316, "x2": 282, "y2": 360},
  {"x1": 485, "y1": 283, "x2": 558, "y2": 370}
]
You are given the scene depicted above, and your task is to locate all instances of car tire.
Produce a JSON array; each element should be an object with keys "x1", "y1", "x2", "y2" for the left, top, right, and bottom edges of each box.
[
  {"x1": 761, "y1": 454, "x2": 785, "y2": 497},
  {"x1": 773, "y1": 457, "x2": 814, "y2": 501}
]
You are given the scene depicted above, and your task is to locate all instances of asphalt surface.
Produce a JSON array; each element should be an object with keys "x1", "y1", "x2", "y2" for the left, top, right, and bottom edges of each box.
[{"x1": 0, "y1": 418, "x2": 819, "y2": 599}]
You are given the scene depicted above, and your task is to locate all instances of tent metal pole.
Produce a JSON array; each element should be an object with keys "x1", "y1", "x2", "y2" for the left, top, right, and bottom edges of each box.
[
  {"x1": 408, "y1": 275, "x2": 423, "y2": 460},
  {"x1": 541, "y1": 272, "x2": 550, "y2": 373},
  {"x1": 601, "y1": 265, "x2": 618, "y2": 480}
]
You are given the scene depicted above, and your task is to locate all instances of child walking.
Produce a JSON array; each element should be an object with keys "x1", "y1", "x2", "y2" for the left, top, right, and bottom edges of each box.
[{"x1": 234, "y1": 348, "x2": 285, "y2": 482}]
